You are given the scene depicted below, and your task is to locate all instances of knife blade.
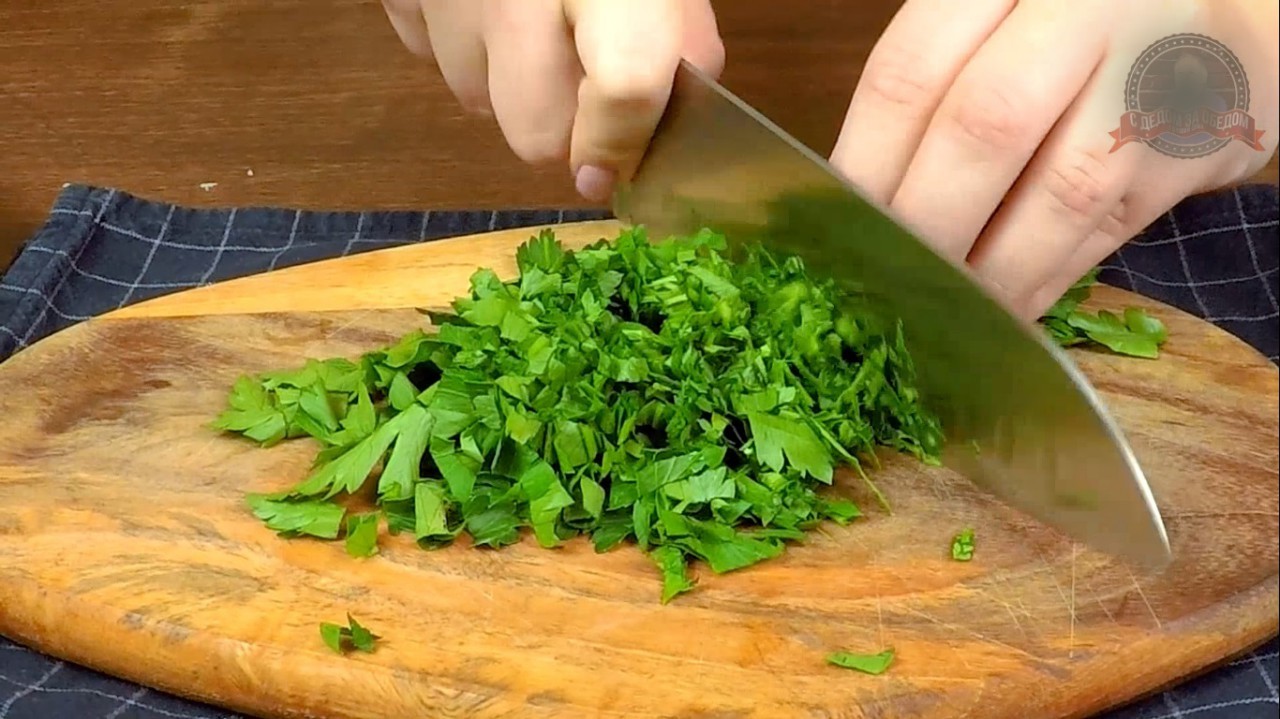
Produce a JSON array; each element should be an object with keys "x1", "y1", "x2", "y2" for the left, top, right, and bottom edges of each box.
[{"x1": 613, "y1": 60, "x2": 1171, "y2": 569}]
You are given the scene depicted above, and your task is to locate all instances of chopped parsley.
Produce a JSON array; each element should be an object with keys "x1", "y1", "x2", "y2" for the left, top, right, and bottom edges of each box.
[
  {"x1": 826, "y1": 648, "x2": 895, "y2": 674},
  {"x1": 319, "y1": 614, "x2": 379, "y2": 654},
  {"x1": 344, "y1": 512, "x2": 381, "y2": 558},
  {"x1": 215, "y1": 227, "x2": 943, "y2": 602},
  {"x1": 215, "y1": 226, "x2": 1164, "y2": 605},
  {"x1": 950, "y1": 527, "x2": 975, "y2": 562}
]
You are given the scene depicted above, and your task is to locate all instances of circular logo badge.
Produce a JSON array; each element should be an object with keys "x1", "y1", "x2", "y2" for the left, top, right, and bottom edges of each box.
[{"x1": 1109, "y1": 33, "x2": 1265, "y2": 158}]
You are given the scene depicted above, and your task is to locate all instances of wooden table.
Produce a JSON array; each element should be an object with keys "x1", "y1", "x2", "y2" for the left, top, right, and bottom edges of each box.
[{"x1": 0, "y1": 0, "x2": 1276, "y2": 269}]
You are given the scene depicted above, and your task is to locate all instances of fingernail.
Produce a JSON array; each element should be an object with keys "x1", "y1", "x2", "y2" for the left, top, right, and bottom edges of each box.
[{"x1": 574, "y1": 165, "x2": 616, "y2": 203}]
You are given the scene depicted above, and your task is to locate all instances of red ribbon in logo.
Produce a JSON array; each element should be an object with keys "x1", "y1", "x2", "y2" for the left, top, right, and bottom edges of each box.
[{"x1": 1109, "y1": 107, "x2": 1266, "y2": 152}]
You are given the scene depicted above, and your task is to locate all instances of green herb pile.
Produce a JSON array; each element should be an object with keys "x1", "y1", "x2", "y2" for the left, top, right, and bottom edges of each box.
[
  {"x1": 215, "y1": 227, "x2": 946, "y2": 603},
  {"x1": 214, "y1": 226, "x2": 1165, "y2": 606}
]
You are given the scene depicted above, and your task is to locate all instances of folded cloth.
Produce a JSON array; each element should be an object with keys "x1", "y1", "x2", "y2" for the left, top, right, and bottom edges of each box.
[{"x1": 0, "y1": 184, "x2": 1275, "y2": 719}]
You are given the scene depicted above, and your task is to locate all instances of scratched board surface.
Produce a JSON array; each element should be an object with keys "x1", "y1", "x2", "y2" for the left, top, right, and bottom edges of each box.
[{"x1": 0, "y1": 220, "x2": 1276, "y2": 719}]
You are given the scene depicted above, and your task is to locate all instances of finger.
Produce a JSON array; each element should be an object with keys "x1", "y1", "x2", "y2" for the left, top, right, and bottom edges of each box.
[
  {"x1": 1022, "y1": 163, "x2": 1208, "y2": 319},
  {"x1": 829, "y1": 0, "x2": 1015, "y2": 203},
  {"x1": 382, "y1": 0, "x2": 434, "y2": 57},
  {"x1": 679, "y1": 0, "x2": 726, "y2": 80},
  {"x1": 564, "y1": 0, "x2": 688, "y2": 201},
  {"x1": 965, "y1": 56, "x2": 1142, "y2": 314},
  {"x1": 1024, "y1": 224, "x2": 1128, "y2": 321},
  {"x1": 889, "y1": 0, "x2": 1112, "y2": 263},
  {"x1": 420, "y1": 0, "x2": 491, "y2": 113},
  {"x1": 482, "y1": 0, "x2": 580, "y2": 166}
]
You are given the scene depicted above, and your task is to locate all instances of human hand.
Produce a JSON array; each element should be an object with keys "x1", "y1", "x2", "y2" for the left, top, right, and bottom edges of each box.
[
  {"x1": 829, "y1": 0, "x2": 1279, "y2": 321},
  {"x1": 380, "y1": 0, "x2": 724, "y2": 203}
]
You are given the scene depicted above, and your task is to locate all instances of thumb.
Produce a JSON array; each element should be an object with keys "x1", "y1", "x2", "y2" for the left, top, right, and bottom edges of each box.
[{"x1": 564, "y1": 0, "x2": 721, "y2": 202}]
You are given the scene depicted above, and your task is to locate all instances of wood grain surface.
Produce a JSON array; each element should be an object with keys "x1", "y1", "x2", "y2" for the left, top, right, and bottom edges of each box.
[
  {"x1": 0, "y1": 0, "x2": 897, "y2": 267},
  {"x1": 1, "y1": 0, "x2": 1275, "y2": 268},
  {"x1": 0, "y1": 220, "x2": 1276, "y2": 719}
]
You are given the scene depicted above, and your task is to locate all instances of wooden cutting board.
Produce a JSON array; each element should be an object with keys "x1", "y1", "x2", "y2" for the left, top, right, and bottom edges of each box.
[{"x1": 1, "y1": 219, "x2": 1276, "y2": 719}]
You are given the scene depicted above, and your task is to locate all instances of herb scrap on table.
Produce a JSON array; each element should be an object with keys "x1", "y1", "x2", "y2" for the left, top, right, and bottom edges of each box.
[
  {"x1": 213, "y1": 226, "x2": 945, "y2": 603},
  {"x1": 826, "y1": 648, "x2": 895, "y2": 675},
  {"x1": 320, "y1": 614, "x2": 379, "y2": 655},
  {"x1": 950, "y1": 527, "x2": 975, "y2": 562}
]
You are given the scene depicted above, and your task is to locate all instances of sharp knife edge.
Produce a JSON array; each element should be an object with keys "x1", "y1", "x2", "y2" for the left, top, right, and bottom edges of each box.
[{"x1": 614, "y1": 60, "x2": 1171, "y2": 569}]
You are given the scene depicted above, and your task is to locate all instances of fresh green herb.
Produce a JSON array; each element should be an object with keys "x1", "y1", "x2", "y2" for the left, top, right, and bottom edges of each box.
[
  {"x1": 950, "y1": 527, "x2": 975, "y2": 561},
  {"x1": 320, "y1": 614, "x2": 379, "y2": 654},
  {"x1": 1038, "y1": 269, "x2": 1168, "y2": 358},
  {"x1": 246, "y1": 494, "x2": 345, "y2": 539},
  {"x1": 826, "y1": 648, "x2": 895, "y2": 674},
  {"x1": 344, "y1": 512, "x2": 381, "y2": 558},
  {"x1": 651, "y1": 545, "x2": 696, "y2": 603},
  {"x1": 212, "y1": 358, "x2": 368, "y2": 448},
  {"x1": 214, "y1": 227, "x2": 944, "y2": 602}
]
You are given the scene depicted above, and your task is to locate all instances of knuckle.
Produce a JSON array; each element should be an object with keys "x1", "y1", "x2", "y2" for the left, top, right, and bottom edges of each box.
[
  {"x1": 943, "y1": 81, "x2": 1036, "y2": 151},
  {"x1": 1095, "y1": 200, "x2": 1129, "y2": 239},
  {"x1": 588, "y1": 58, "x2": 676, "y2": 111},
  {"x1": 859, "y1": 41, "x2": 937, "y2": 115},
  {"x1": 1041, "y1": 149, "x2": 1119, "y2": 223}
]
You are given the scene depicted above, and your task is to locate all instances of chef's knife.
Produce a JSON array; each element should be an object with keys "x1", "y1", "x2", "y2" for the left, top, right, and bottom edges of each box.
[{"x1": 613, "y1": 60, "x2": 1171, "y2": 569}]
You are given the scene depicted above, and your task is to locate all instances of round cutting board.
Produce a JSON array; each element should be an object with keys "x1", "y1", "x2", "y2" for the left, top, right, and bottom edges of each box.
[{"x1": 0, "y1": 220, "x2": 1276, "y2": 719}]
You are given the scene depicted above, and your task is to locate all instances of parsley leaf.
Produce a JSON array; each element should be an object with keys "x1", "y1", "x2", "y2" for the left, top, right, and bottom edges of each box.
[
  {"x1": 651, "y1": 545, "x2": 696, "y2": 604},
  {"x1": 320, "y1": 614, "x2": 380, "y2": 655},
  {"x1": 950, "y1": 527, "x2": 975, "y2": 562},
  {"x1": 378, "y1": 404, "x2": 433, "y2": 501},
  {"x1": 826, "y1": 648, "x2": 895, "y2": 674},
  {"x1": 1037, "y1": 269, "x2": 1170, "y2": 358},
  {"x1": 246, "y1": 495, "x2": 344, "y2": 539},
  {"x1": 413, "y1": 481, "x2": 454, "y2": 542},
  {"x1": 747, "y1": 411, "x2": 834, "y2": 483},
  {"x1": 211, "y1": 376, "x2": 287, "y2": 447},
  {"x1": 344, "y1": 512, "x2": 381, "y2": 558}
]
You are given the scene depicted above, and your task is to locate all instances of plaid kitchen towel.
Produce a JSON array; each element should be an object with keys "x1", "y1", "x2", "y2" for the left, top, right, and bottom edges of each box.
[{"x1": 0, "y1": 183, "x2": 1276, "y2": 719}]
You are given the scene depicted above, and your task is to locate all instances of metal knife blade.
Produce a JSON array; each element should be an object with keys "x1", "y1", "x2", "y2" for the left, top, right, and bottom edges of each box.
[{"x1": 613, "y1": 60, "x2": 1171, "y2": 569}]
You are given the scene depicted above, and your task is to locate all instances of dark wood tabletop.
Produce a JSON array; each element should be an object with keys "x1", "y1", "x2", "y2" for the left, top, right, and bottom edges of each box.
[{"x1": 1, "y1": 0, "x2": 1275, "y2": 269}]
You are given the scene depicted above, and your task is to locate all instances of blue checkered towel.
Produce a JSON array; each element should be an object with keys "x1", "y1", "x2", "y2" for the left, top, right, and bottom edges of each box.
[{"x1": 0, "y1": 183, "x2": 1275, "y2": 719}]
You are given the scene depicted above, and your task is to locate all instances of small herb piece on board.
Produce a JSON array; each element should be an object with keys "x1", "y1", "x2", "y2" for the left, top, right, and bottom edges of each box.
[
  {"x1": 1065, "y1": 308, "x2": 1167, "y2": 359},
  {"x1": 215, "y1": 226, "x2": 949, "y2": 603},
  {"x1": 1037, "y1": 268, "x2": 1169, "y2": 359},
  {"x1": 344, "y1": 512, "x2": 381, "y2": 558},
  {"x1": 950, "y1": 527, "x2": 975, "y2": 562},
  {"x1": 651, "y1": 545, "x2": 696, "y2": 604},
  {"x1": 826, "y1": 648, "x2": 895, "y2": 675},
  {"x1": 320, "y1": 614, "x2": 380, "y2": 655}
]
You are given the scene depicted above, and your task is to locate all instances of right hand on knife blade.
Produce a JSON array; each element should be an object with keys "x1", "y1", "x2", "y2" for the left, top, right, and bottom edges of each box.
[{"x1": 380, "y1": 0, "x2": 724, "y2": 203}]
